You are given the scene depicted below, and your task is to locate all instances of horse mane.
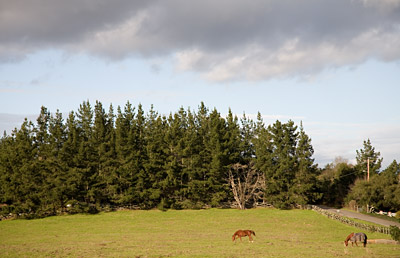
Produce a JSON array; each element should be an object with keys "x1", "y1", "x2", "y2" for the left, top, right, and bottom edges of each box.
[{"x1": 345, "y1": 232, "x2": 354, "y2": 242}]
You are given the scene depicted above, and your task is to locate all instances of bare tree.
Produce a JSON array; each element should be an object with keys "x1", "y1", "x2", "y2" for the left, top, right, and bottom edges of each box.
[{"x1": 228, "y1": 163, "x2": 266, "y2": 209}]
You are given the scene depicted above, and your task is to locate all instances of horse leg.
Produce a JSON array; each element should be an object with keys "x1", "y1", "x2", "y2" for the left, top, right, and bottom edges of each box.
[
  {"x1": 355, "y1": 241, "x2": 358, "y2": 247},
  {"x1": 249, "y1": 235, "x2": 253, "y2": 242}
]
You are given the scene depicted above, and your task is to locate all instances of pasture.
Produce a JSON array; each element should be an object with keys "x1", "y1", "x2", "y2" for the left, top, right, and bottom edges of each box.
[{"x1": 0, "y1": 208, "x2": 399, "y2": 257}]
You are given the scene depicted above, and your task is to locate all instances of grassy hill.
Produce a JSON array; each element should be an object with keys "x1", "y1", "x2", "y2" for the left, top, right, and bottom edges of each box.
[{"x1": 0, "y1": 208, "x2": 398, "y2": 257}]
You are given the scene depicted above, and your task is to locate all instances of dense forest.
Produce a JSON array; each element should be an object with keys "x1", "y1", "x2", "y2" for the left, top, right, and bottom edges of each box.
[{"x1": 0, "y1": 101, "x2": 399, "y2": 219}]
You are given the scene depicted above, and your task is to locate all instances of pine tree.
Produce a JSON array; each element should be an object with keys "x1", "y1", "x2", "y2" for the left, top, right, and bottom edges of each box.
[
  {"x1": 47, "y1": 109, "x2": 69, "y2": 213},
  {"x1": 163, "y1": 108, "x2": 187, "y2": 208},
  {"x1": 355, "y1": 139, "x2": 383, "y2": 178},
  {"x1": 0, "y1": 133, "x2": 14, "y2": 210},
  {"x1": 32, "y1": 106, "x2": 53, "y2": 215},
  {"x1": 188, "y1": 102, "x2": 211, "y2": 206},
  {"x1": 239, "y1": 113, "x2": 255, "y2": 164},
  {"x1": 254, "y1": 112, "x2": 272, "y2": 175},
  {"x1": 92, "y1": 101, "x2": 116, "y2": 206},
  {"x1": 291, "y1": 122, "x2": 320, "y2": 206},
  {"x1": 180, "y1": 108, "x2": 199, "y2": 207},
  {"x1": 75, "y1": 101, "x2": 99, "y2": 211},
  {"x1": 61, "y1": 111, "x2": 81, "y2": 208},
  {"x1": 131, "y1": 103, "x2": 149, "y2": 208},
  {"x1": 114, "y1": 102, "x2": 136, "y2": 205},
  {"x1": 224, "y1": 109, "x2": 241, "y2": 165},
  {"x1": 141, "y1": 105, "x2": 165, "y2": 209},
  {"x1": 264, "y1": 120, "x2": 298, "y2": 209},
  {"x1": 0, "y1": 101, "x2": 328, "y2": 215},
  {"x1": 100, "y1": 104, "x2": 118, "y2": 206},
  {"x1": 207, "y1": 108, "x2": 229, "y2": 206},
  {"x1": 8, "y1": 120, "x2": 38, "y2": 216}
]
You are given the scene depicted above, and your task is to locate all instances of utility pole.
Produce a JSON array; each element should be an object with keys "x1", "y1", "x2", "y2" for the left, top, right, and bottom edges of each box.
[{"x1": 366, "y1": 158, "x2": 370, "y2": 213}]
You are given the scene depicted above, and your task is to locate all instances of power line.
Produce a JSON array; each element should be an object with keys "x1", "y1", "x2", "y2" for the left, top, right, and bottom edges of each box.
[{"x1": 337, "y1": 170, "x2": 363, "y2": 179}]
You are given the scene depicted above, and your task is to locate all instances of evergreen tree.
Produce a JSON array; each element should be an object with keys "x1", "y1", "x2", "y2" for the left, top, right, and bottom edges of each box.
[
  {"x1": 207, "y1": 108, "x2": 229, "y2": 206},
  {"x1": 254, "y1": 112, "x2": 272, "y2": 177},
  {"x1": 75, "y1": 101, "x2": 99, "y2": 210},
  {"x1": 180, "y1": 108, "x2": 199, "y2": 207},
  {"x1": 8, "y1": 120, "x2": 39, "y2": 215},
  {"x1": 132, "y1": 104, "x2": 150, "y2": 208},
  {"x1": 0, "y1": 101, "x2": 328, "y2": 215},
  {"x1": 163, "y1": 108, "x2": 187, "y2": 208},
  {"x1": 263, "y1": 120, "x2": 298, "y2": 209},
  {"x1": 355, "y1": 139, "x2": 383, "y2": 178},
  {"x1": 239, "y1": 113, "x2": 255, "y2": 164},
  {"x1": 114, "y1": 102, "x2": 136, "y2": 205},
  {"x1": 92, "y1": 101, "x2": 117, "y2": 205},
  {"x1": 291, "y1": 122, "x2": 320, "y2": 206},
  {"x1": 188, "y1": 102, "x2": 211, "y2": 206},
  {"x1": 0, "y1": 134, "x2": 14, "y2": 209},
  {"x1": 224, "y1": 109, "x2": 241, "y2": 165},
  {"x1": 61, "y1": 111, "x2": 81, "y2": 207},
  {"x1": 46, "y1": 109, "x2": 69, "y2": 213},
  {"x1": 32, "y1": 107, "x2": 53, "y2": 215},
  {"x1": 141, "y1": 106, "x2": 166, "y2": 209},
  {"x1": 100, "y1": 104, "x2": 118, "y2": 206}
]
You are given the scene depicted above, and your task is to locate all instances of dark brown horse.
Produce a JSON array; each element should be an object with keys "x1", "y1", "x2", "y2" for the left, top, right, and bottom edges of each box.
[
  {"x1": 232, "y1": 230, "x2": 256, "y2": 242},
  {"x1": 344, "y1": 232, "x2": 367, "y2": 247}
]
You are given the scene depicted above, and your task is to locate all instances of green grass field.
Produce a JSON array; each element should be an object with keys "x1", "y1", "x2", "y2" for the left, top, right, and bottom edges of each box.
[{"x1": 1, "y1": 208, "x2": 399, "y2": 257}]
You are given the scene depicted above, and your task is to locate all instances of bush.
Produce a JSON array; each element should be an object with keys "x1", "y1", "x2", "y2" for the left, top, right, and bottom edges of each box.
[
  {"x1": 390, "y1": 226, "x2": 400, "y2": 242},
  {"x1": 67, "y1": 202, "x2": 99, "y2": 214}
]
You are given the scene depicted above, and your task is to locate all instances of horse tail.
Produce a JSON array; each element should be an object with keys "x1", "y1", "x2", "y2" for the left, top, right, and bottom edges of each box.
[
  {"x1": 363, "y1": 233, "x2": 368, "y2": 247},
  {"x1": 251, "y1": 230, "x2": 256, "y2": 236}
]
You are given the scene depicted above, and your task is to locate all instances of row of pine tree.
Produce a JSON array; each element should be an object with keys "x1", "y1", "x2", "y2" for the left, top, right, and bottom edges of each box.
[
  {"x1": 1, "y1": 101, "x2": 399, "y2": 218},
  {"x1": 0, "y1": 101, "x2": 319, "y2": 217}
]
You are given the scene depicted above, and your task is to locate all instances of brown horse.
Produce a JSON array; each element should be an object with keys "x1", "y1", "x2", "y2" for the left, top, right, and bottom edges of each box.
[
  {"x1": 232, "y1": 230, "x2": 256, "y2": 242},
  {"x1": 344, "y1": 232, "x2": 367, "y2": 247}
]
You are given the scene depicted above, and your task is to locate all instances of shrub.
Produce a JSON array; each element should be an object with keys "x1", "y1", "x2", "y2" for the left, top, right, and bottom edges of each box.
[{"x1": 390, "y1": 226, "x2": 400, "y2": 242}]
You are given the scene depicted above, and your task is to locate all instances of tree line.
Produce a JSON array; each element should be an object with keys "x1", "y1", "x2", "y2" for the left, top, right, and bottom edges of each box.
[{"x1": 0, "y1": 101, "x2": 399, "y2": 218}]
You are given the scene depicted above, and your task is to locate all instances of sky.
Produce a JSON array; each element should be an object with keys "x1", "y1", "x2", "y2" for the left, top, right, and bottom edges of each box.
[{"x1": 1, "y1": 0, "x2": 400, "y2": 169}]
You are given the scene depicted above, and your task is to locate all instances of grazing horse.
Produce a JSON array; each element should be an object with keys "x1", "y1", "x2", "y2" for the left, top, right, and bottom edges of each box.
[
  {"x1": 344, "y1": 232, "x2": 367, "y2": 247},
  {"x1": 232, "y1": 230, "x2": 256, "y2": 242}
]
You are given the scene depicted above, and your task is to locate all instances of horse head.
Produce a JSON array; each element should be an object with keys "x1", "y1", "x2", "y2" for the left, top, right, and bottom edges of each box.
[{"x1": 344, "y1": 233, "x2": 354, "y2": 246}]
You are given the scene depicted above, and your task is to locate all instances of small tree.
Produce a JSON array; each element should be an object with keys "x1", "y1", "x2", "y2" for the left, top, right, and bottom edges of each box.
[
  {"x1": 228, "y1": 163, "x2": 265, "y2": 210},
  {"x1": 390, "y1": 226, "x2": 400, "y2": 242}
]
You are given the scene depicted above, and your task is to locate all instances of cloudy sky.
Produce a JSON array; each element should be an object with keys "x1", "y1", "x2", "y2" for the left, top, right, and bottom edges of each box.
[{"x1": 1, "y1": 0, "x2": 400, "y2": 168}]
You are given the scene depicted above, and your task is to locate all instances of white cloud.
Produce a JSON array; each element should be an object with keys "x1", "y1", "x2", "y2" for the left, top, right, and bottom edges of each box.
[
  {"x1": 359, "y1": 0, "x2": 400, "y2": 8},
  {"x1": 1, "y1": 1, "x2": 400, "y2": 81},
  {"x1": 173, "y1": 26, "x2": 400, "y2": 82}
]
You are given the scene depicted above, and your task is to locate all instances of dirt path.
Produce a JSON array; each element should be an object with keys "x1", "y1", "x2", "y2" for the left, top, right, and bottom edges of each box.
[{"x1": 317, "y1": 205, "x2": 400, "y2": 228}]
